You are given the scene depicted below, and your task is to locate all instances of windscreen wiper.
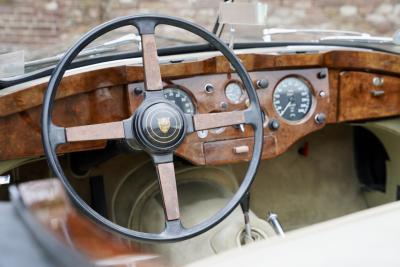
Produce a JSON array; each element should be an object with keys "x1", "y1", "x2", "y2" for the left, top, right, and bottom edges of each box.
[
  {"x1": 25, "y1": 33, "x2": 199, "y2": 70},
  {"x1": 320, "y1": 32, "x2": 400, "y2": 45},
  {"x1": 263, "y1": 28, "x2": 371, "y2": 42},
  {"x1": 263, "y1": 28, "x2": 400, "y2": 45},
  {"x1": 319, "y1": 35, "x2": 393, "y2": 44}
]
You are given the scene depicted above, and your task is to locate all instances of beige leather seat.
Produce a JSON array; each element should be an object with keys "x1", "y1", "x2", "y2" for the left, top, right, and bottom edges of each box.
[{"x1": 187, "y1": 201, "x2": 400, "y2": 267}]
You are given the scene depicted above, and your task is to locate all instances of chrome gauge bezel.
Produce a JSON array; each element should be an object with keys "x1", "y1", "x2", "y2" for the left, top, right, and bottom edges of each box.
[
  {"x1": 163, "y1": 86, "x2": 197, "y2": 115},
  {"x1": 272, "y1": 76, "x2": 316, "y2": 124},
  {"x1": 225, "y1": 80, "x2": 246, "y2": 104}
]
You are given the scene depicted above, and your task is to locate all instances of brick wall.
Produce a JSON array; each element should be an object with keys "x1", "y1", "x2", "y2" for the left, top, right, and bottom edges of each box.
[{"x1": 0, "y1": 0, "x2": 399, "y2": 60}]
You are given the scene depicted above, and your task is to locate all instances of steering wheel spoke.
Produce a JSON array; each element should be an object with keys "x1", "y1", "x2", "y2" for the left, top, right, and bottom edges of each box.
[
  {"x1": 141, "y1": 33, "x2": 163, "y2": 92},
  {"x1": 63, "y1": 120, "x2": 127, "y2": 143},
  {"x1": 154, "y1": 159, "x2": 181, "y2": 222},
  {"x1": 192, "y1": 109, "x2": 256, "y2": 131}
]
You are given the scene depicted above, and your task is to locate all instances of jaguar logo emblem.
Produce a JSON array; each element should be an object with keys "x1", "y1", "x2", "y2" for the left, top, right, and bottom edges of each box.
[{"x1": 157, "y1": 117, "x2": 171, "y2": 134}]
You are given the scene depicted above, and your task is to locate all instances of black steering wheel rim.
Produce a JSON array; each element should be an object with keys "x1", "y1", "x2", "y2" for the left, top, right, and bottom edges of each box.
[{"x1": 41, "y1": 14, "x2": 264, "y2": 242}]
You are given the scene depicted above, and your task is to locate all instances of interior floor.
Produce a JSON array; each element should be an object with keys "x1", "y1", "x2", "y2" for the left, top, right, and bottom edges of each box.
[
  {"x1": 98, "y1": 124, "x2": 367, "y2": 233},
  {"x1": 233, "y1": 124, "x2": 368, "y2": 231},
  {"x1": 92, "y1": 124, "x2": 368, "y2": 266}
]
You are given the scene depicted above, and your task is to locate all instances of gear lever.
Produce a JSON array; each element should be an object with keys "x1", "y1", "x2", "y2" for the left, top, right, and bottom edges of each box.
[{"x1": 240, "y1": 191, "x2": 253, "y2": 242}]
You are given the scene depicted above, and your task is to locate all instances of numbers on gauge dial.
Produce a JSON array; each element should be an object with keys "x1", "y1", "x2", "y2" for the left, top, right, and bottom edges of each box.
[
  {"x1": 163, "y1": 87, "x2": 196, "y2": 115},
  {"x1": 273, "y1": 77, "x2": 313, "y2": 122}
]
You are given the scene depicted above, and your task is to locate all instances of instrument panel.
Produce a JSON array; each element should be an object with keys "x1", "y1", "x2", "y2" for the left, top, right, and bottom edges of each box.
[
  {"x1": 2, "y1": 49, "x2": 400, "y2": 164},
  {"x1": 127, "y1": 68, "x2": 330, "y2": 165}
]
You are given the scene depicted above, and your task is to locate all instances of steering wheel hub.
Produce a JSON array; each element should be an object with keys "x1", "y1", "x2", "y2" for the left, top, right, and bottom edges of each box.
[{"x1": 134, "y1": 102, "x2": 186, "y2": 152}]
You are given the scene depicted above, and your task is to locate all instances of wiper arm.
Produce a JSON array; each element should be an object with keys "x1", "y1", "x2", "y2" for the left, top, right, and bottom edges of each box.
[
  {"x1": 25, "y1": 33, "x2": 199, "y2": 69},
  {"x1": 25, "y1": 33, "x2": 141, "y2": 68},
  {"x1": 263, "y1": 28, "x2": 400, "y2": 46},
  {"x1": 320, "y1": 35, "x2": 393, "y2": 44},
  {"x1": 263, "y1": 28, "x2": 370, "y2": 41}
]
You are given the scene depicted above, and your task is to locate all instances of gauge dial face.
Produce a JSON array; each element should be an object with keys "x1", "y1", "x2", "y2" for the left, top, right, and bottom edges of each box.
[
  {"x1": 225, "y1": 82, "x2": 244, "y2": 104},
  {"x1": 273, "y1": 77, "x2": 313, "y2": 122},
  {"x1": 163, "y1": 87, "x2": 195, "y2": 115}
]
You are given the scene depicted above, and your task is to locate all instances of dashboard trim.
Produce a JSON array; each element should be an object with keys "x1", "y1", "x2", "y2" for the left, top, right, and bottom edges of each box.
[{"x1": 1, "y1": 50, "x2": 400, "y2": 164}]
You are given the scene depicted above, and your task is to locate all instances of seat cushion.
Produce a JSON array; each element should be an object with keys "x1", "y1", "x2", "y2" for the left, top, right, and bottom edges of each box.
[{"x1": 0, "y1": 202, "x2": 56, "y2": 267}]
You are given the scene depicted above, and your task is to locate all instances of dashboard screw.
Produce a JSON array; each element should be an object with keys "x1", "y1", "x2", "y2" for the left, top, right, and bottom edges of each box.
[
  {"x1": 220, "y1": 102, "x2": 228, "y2": 110},
  {"x1": 372, "y1": 77, "x2": 384, "y2": 86},
  {"x1": 319, "y1": 91, "x2": 326, "y2": 97}
]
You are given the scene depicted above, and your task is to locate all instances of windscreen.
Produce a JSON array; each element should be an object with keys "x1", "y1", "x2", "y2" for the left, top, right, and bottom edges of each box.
[{"x1": 0, "y1": 0, "x2": 398, "y2": 77}]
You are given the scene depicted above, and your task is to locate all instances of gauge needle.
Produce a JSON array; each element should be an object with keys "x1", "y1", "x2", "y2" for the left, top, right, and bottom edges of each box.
[{"x1": 279, "y1": 100, "x2": 294, "y2": 116}]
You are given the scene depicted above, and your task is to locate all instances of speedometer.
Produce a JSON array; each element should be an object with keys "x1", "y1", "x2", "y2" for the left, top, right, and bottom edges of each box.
[
  {"x1": 163, "y1": 87, "x2": 195, "y2": 115},
  {"x1": 273, "y1": 77, "x2": 313, "y2": 122}
]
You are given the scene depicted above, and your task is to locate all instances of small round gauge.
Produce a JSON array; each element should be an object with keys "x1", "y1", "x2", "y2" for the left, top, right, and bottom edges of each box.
[
  {"x1": 273, "y1": 77, "x2": 313, "y2": 122},
  {"x1": 225, "y1": 82, "x2": 244, "y2": 104},
  {"x1": 163, "y1": 87, "x2": 195, "y2": 115}
]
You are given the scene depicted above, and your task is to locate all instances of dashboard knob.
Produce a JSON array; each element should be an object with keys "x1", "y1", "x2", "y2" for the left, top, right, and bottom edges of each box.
[
  {"x1": 315, "y1": 113, "x2": 326, "y2": 125},
  {"x1": 197, "y1": 130, "x2": 208, "y2": 139},
  {"x1": 317, "y1": 71, "x2": 327, "y2": 79},
  {"x1": 133, "y1": 86, "x2": 143, "y2": 95},
  {"x1": 268, "y1": 119, "x2": 280, "y2": 131},
  {"x1": 256, "y1": 79, "x2": 269, "y2": 89},
  {"x1": 204, "y1": 83, "x2": 215, "y2": 94}
]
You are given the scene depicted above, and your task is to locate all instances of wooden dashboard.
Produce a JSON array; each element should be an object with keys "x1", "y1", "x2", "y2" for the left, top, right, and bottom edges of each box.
[{"x1": 1, "y1": 50, "x2": 400, "y2": 165}]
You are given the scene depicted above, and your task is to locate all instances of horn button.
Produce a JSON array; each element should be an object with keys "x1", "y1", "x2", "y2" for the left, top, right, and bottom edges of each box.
[{"x1": 134, "y1": 102, "x2": 186, "y2": 152}]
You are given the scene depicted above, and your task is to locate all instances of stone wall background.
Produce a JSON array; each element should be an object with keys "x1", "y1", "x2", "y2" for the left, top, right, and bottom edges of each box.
[{"x1": 0, "y1": 0, "x2": 399, "y2": 60}]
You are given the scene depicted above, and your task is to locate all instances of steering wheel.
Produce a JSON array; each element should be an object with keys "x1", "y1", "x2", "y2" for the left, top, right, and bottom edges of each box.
[{"x1": 41, "y1": 14, "x2": 264, "y2": 242}]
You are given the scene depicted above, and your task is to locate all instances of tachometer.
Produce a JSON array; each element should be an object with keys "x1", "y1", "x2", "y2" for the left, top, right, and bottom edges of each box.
[
  {"x1": 273, "y1": 77, "x2": 313, "y2": 122},
  {"x1": 163, "y1": 87, "x2": 195, "y2": 115}
]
